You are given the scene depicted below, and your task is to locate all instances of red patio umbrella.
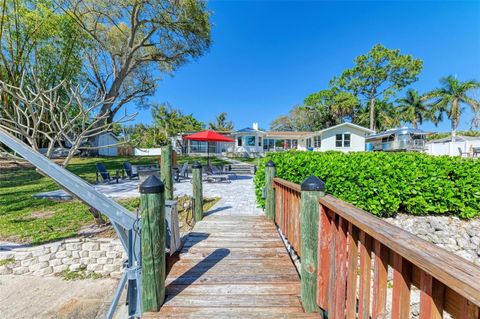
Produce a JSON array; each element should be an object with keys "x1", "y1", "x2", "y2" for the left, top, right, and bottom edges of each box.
[{"x1": 184, "y1": 130, "x2": 234, "y2": 164}]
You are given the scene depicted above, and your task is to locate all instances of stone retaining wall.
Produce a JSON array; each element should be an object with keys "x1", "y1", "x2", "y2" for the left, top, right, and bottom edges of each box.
[
  {"x1": 385, "y1": 214, "x2": 480, "y2": 265},
  {"x1": 0, "y1": 238, "x2": 125, "y2": 278}
]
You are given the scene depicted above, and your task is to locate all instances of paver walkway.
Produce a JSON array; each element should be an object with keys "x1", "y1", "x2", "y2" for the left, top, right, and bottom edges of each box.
[{"x1": 145, "y1": 212, "x2": 320, "y2": 318}]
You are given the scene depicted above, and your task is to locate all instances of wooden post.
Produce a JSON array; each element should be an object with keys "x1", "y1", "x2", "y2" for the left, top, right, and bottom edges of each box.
[
  {"x1": 192, "y1": 161, "x2": 203, "y2": 222},
  {"x1": 300, "y1": 175, "x2": 325, "y2": 313},
  {"x1": 140, "y1": 175, "x2": 166, "y2": 312},
  {"x1": 161, "y1": 144, "x2": 173, "y2": 200},
  {"x1": 265, "y1": 160, "x2": 276, "y2": 221}
]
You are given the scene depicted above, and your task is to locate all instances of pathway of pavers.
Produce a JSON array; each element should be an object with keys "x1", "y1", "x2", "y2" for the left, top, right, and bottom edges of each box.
[{"x1": 35, "y1": 174, "x2": 263, "y2": 216}]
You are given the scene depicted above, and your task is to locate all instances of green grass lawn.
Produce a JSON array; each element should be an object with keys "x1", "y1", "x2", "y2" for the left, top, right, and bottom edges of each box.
[
  {"x1": 0, "y1": 155, "x2": 224, "y2": 245},
  {"x1": 229, "y1": 157, "x2": 262, "y2": 165}
]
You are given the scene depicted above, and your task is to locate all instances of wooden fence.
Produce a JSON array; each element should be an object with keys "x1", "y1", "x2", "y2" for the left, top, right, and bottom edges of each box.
[{"x1": 271, "y1": 177, "x2": 480, "y2": 319}]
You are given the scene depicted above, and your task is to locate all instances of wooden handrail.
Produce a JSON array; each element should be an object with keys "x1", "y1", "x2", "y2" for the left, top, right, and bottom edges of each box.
[
  {"x1": 269, "y1": 176, "x2": 480, "y2": 318},
  {"x1": 320, "y1": 194, "x2": 480, "y2": 307},
  {"x1": 273, "y1": 177, "x2": 301, "y2": 192}
]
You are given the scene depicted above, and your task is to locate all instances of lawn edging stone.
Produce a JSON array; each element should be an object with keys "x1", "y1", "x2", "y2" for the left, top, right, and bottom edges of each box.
[{"x1": 0, "y1": 237, "x2": 125, "y2": 278}]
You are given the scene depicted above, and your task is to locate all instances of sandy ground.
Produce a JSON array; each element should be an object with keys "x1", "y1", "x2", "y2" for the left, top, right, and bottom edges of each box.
[{"x1": 0, "y1": 275, "x2": 123, "y2": 318}]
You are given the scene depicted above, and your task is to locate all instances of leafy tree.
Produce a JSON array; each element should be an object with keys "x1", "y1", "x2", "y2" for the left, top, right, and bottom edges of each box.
[
  {"x1": 153, "y1": 104, "x2": 205, "y2": 140},
  {"x1": 209, "y1": 112, "x2": 234, "y2": 131},
  {"x1": 426, "y1": 76, "x2": 480, "y2": 141},
  {"x1": 0, "y1": 0, "x2": 86, "y2": 87},
  {"x1": 64, "y1": 0, "x2": 212, "y2": 123},
  {"x1": 356, "y1": 100, "x2": 401, "y2": 132},
  {"x1": 125, "y1": 124, "x2": 167, "y2": 148},
  {"x1": 396, "y1": 89, "x2": 431, "y2": 129},
  {"x1": 270, "y1": 105, "x2": 329, "y2": 131},
  {"x1": 303, "y1": 89, "x2": 360, "y2": 129},
  {"x1": 333, "y1": 44, "x2": 423, "y2": 130}
]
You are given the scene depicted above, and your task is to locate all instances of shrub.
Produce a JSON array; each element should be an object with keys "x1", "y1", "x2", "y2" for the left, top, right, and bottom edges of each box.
[{"x1": 254, "y1": 151, "x2": 480, "y2": 218}]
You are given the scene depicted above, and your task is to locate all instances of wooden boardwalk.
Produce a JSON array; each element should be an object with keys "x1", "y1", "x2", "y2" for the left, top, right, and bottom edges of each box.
[{"x1": 145, "y1": 214, "x2": 320, "y2": 318}]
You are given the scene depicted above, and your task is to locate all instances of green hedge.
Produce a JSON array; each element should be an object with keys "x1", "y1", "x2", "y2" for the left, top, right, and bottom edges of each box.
[{"x1": 253, "y1": 151, "x2": 480, "y2": 219}]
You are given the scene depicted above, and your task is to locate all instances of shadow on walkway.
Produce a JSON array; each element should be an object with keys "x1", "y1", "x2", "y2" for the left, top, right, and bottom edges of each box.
[
  {"x1": 165, "y1": 248, "x2": 230, "y2": 299},
  {"x1": 204, "y1": 205, "x2": 233, "y2": 217}
]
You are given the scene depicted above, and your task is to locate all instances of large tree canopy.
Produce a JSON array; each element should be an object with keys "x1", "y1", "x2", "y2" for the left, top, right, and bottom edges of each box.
[
  {"x1": 63, "y1": 0, "x2": 211, "y2": 122},
  {"x1": 332, "y1": 44, "x2": 423, "y2": 130}
]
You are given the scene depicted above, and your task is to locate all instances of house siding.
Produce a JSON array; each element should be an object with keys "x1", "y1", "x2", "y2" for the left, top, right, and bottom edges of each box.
[{"x1": 320, "y1": 126, "x2": 368, "y2": 152}]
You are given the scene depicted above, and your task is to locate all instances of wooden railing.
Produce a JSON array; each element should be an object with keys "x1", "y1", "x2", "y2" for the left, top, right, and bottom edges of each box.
[
  {"x1": 271, "y1": 177, "x2": 480, "y2": 319},
  {"x1": 273, "y1": 177, "x2": 302, "y2": 256}
]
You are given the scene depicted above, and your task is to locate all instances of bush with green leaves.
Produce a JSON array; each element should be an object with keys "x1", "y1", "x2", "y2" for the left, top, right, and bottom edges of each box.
[{"x1": 254, "y1": 151, "x2": 480, "y2": 219}]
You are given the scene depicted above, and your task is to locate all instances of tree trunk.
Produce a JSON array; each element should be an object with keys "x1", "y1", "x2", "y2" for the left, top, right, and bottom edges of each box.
[
  {"x1": 369, "y1": 96, "x2": 375, "y2": 131},
  {"x1": 451, "y1": 118, "x2": 457, "y2": 142}
]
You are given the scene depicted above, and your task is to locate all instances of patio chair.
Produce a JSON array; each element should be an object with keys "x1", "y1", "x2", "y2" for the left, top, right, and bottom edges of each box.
[
  {"x1": 123, "y1": 161, "x2": 139, "y2": 180},
  {"x1": 174, "y1": 162, "x2": 190, "y2": 182},
  {"x1": 203, "y1": 174, "x2": 231, "y2": 184},
  {"x1": 458, "y1": 147, "x2": 469, "y2": 158},
  {"x1": 95, "y1": 163, "x2": 120, "y2": 184},
  {"x1": 206, "y1": 165, "x2": 237, "y2": 179}
]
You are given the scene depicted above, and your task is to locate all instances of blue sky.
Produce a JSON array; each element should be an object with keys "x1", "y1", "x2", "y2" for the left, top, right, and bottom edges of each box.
[{"x1": 126, "y1": 0, "x2": 480, "y2": 133}]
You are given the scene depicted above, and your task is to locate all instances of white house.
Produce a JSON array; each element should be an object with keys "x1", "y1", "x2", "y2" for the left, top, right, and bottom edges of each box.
[
  {"x1": 308, "y1": 122, "x2": 375, "y2": 153},
  {"x1": 426, "y1": 135, "x2": 480, "y2": 157},
  {"x1": 225, "y1": 122, "x2": 373, "y2": 157}
]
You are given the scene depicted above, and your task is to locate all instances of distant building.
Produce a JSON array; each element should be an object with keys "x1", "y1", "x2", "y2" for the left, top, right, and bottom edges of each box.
[
  {"x1": 426, "y1": 135, "x2": 480, "y2": 157},
  {"x1": 92, "y1": 132, "x2": 119, "y2": 156},
  {"x1": 365, "y1": 127, "x2": 428, "y2": 152}
]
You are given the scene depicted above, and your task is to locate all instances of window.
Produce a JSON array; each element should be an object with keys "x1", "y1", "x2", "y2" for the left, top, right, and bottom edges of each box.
[
  {"x1": 306, "y1": 138, "x2": 312, "y2": 148},
  {"x1": 258, "y1": 137, "x2": 262, "y2": 147},
  {"x1": 291, "y1": 139, "x2": 298, "y2": 149},
  {"x1": 313, "y1": 136, "x2": 321, "y2": 148},
  {"x1": 246, "y1": 136, "x2": 256, "y2": 146},
  {"x1": 237, "y1": 137, "x2": 242, "y2": 146},
  {"x1": 336, "y1": 133, "x2": 351, "y2": 148}
]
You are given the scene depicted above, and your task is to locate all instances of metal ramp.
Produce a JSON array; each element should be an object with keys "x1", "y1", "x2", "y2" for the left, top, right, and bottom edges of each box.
[{"x1": 0, "y1": 128, "x2": 142, "y2": 318}]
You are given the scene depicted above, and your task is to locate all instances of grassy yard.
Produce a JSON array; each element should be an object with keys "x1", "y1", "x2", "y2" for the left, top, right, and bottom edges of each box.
[
  {"x1": 229, "y1": 157, "x2": 262, "y2": 164},
  {"x1": 0, "y1": 156, "x2": 224, "y2": 245}
]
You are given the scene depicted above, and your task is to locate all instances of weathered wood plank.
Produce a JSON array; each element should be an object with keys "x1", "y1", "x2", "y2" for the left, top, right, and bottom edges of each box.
[
  {"x1": 165, "y1": 283, "x2": 301, "y2": 296},
  {"x1": 358, "y1": 230, "x2": 372, "y2": 319},
  {"x1": 372, "y1": 240, "x2": 388, "y2": 319},
  {"x1": 391, "y1": 253, "x2": 412, "y2": 319},
  {"x1": 147, "y1": 307, "x2": 322, "y2": 319},
  {"x1": 345, "y1": 223, "x2": 359, "y2": 319},
  {"x1": 317, "y1": 205, "x2": 333, "y2": 311},
  {"x1": 333, "y1": 216, "x2": 348, "y2": 318},
  {"x1": 419, "y1": 270, "x2": 444, "y2": 319},
  {"x1": 144, "y1": 211, "x2": 318, "y2": 318}
]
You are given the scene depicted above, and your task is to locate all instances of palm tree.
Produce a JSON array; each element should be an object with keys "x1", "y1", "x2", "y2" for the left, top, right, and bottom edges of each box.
[
  {"x1": 396, "y1": 89, "x2": 430, "y2": 129},
  {"x1": 426, "y1": 76, "x2": 480, "y2": 141},
  {"x1": 355, "y1": 100, "x2": 400, "y2": 132}
]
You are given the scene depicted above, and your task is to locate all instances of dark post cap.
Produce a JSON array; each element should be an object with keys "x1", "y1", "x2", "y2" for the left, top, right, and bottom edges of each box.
[
  {"x1": 266, "y1": 160, "x2": 275, "y2": 167},
  {"x1": 301, "y1": 175, "x2": 325, "y2": 192},
  {"x1": 140, "y1": 175, "x2": 164, "y2": 194},
  {"x1": 192, "y1": 161, "x2": 202, "y2": 169}
]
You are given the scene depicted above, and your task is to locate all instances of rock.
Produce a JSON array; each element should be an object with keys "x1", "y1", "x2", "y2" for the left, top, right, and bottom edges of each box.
[
  {"x1": 29, "y1": 262, "x2": 50, "y2": 272},
  {"x1": 33, "y1": 267, "x2": 53, "y2": 276},
  {"x1": 89, "y1": 251, "x2": 106, "y2": 259},
  {"x1": 0, "y1": 265, "x2": 13, "y2": 275},
  {"x1": 14, "y1": 252, "x2": 33, "y2": 261},
  {"x1": 83, "y1": 242, "x2": 100, "y2": 251},
  {"x1": 53, "y1": 265, "x2": 68, "y2": 273},
  {"x1": 55, "y1": 250, "x2": 71, "y2": 258}
]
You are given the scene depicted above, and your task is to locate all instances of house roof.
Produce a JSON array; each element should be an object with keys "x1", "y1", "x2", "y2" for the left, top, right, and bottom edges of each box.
[
  {"x1": 315, "y1": 122, "x2": 375, "y2": 135},
  {"x1": 265, "y1": 131, "x2": 312, "y2": 138},
  {"x1": 429, "y1": 135, "x2": 480, "y2": 143},
  {"x1": 234, "y1": 127, "x2": 266, "y2": 133}
]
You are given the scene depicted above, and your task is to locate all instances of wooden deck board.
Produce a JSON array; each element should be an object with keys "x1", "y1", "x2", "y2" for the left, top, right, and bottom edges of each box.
[{"x1": 145, "y1": 214, "x2": 320, "y2": 318}]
